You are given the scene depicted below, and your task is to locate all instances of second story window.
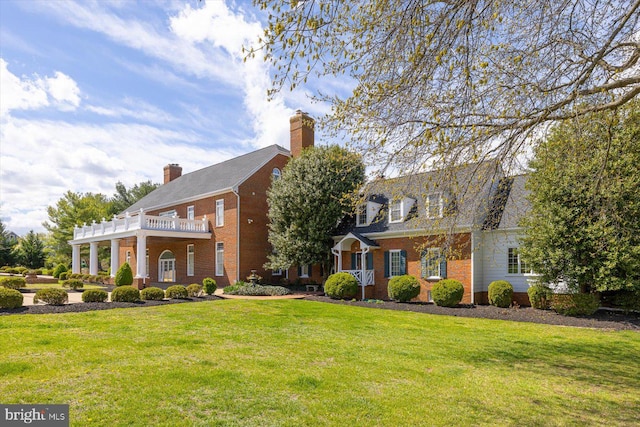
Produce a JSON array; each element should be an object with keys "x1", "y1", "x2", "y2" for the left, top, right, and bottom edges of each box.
[
  {"x1": 272, "y1": 168, "x2": 281, "y2": 181},
  {"x1": 356, "y1": 204, "x2": 367, "y2": 226},
  {"x1": 426, "y1": 194, "x2": 443, "y2": 219},
  {"x1": 389, "y1": 200, "x2": 402, "y2": 223},
  {"x1": 187, "y1": 205, "x2": 195, "y2": 220},
  {"x1": 215, "y1": 199, "x2": 224, "y2": 227}
]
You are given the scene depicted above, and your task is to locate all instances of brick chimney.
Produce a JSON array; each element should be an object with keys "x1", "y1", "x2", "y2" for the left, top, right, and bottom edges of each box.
[
  {"x1": 289, "y1": 110, "x2": 314, "y2": 158},
  {"x1": 163, "y1": 164, "x2": 182, "y2": 184}
]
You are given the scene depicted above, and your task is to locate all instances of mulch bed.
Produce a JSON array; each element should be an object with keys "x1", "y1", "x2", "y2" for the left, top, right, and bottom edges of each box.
[{"x1": 304, "y1": 295, "x2": 640, "y2": 331}]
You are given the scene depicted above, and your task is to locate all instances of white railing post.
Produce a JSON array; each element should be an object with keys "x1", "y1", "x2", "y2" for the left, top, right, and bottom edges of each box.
[
  {"x1": 91, "y1": 220, "x2": 97, "y2": 236},
  {"x1": 101, "y1": 218, "x2": 106, "y2": 235},
  {"x1": 112, "y1": 215, "x2": 117, "y2": 232},
  {"x1": 138, "y1": 208, "x2": 145, "y2": 229}
]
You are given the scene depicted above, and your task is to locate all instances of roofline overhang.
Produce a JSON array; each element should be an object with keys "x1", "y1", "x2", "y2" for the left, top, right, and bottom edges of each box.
[
  {"x1": 69, "y1": 230, "x2": 212, "y2": 245},
  {"x1": 333, "y1": 225, "x2": 474, "y2": 242}
]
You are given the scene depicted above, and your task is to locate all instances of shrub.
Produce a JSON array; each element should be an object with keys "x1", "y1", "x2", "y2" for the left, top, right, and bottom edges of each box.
[
  {"x1": 324, "y1": 273, "x2": 359, "y2": 299},
  {"x1": 223, "y1": 283, "x2": 242, "y2": 294},
  {"x1": 612, "y1": 291, "x2": 640, "y2": 313},
  {"x1": 0, "y1": 287, "x2": 23, "y2": 309},
  {"x1": 52, "y1": 264, "x2": 68, "y2": 278},
  {"x1": 111, "y1": 286, "x2": 140, "y2": 303},
  {"x1": 165, "y1": 285, "x2": 188, "y2": 299},
  {"x1": 82, "y1": 289, "x2": 108, "y2": 303},
  {"x1": 186, "y1": 283, "x2": 203, "y2": 297},
  {"x1": 33, "y1": 288, "x2": 68, "y2": 305},
  {"x1": 41, "y1": 268, "x2": 49, "y2": 276},
  {"x1": 140, "y1": 287, "x2": 165, "y2": 301},
  {"x1": 388, "y1": 275, "x2": 421, "y2": 302},
  {"x1": 527, "y1": 284, "x2": 552, "y2": 309},
  {"x1": 62, "y1": 279, "x2": 84, "y2": 291},
  {"x1": 551, "y1": 293, "x2": 600, "y2": 316},
  {"x1": 431, "y1": 279, "x2": 464, "y2": 307},
  {"x1": 58, "y1": 271, "x2": 69, "y2": 281},
  {"x1": 488, "y1": 280, "x2": 514, "y2": 308},
  {"x1": 223, "y1": 284, "x2": 292, "y2": 296},
  {"x1": 203, "y1": 277, "x2": 217, "y2": 295},
  {"x1": 114, "y1": 263, "x2": 134, "y2": 286},
  {"x1": 0, "y1": 276, "x2": 27, "y2": 290},
  {"x1": 16, "y1": 267, "x2": 28, "y2": 274}
]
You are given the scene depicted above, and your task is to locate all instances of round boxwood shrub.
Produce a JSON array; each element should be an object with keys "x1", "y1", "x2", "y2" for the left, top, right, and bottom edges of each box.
[
  {"x1": 186, "y1": 283, "x2": 203, "y2": 297},
  {"x1": 114, "y1": 262, "x2": 134, "y2": 286},
  {"x1": 551, "y1": 293, "x2": 600, "y2": 316},
  {"x1": 0, "y1": 287, "x2": 23, "y2": 309},
  {"x1": 203, "y1": 277, "x2": 217, "y2": 295},
  {"x1": 527, "y1": 284, "x2": 552, "y2": 309},
  {"x1": 111, "y1": 286, "x2": 140, "y2": 303},
  {"x1": 62, "y1": 278, "x2": 84, "y2": 291},
  {"x1": 140, "y1": 287, "x2": 165, "y2": 301},
  {"x1": 82, "y1": 289, "x2": 108, "y2": 303},
  {"x1": 488, "y1": 280, "x2": 514, "y2": 308},
  {"x1": 58, "y1": 271, "x2": 70, "y2": 281},
  {"x1": 0, "y1": 276, "x2": 27, "y2": 290},
  {"x1": 52, "y1": 264, "x2": 68, "y2": 279},
  {"x1": 431, "y1": 279, "x2": 464, "y2": 307},
  {"x1": 388, "y1": 275, "x2": 421, "y2": 302},
  {"x1": 165, "y1": 285, "x2": 189, "y2": 299},
  {"x1": 33, "y1": 288, "x2": 68, "y2": 305},
  {"x1": 324, "y1": 272, "x2": 359, "y2": 299}
]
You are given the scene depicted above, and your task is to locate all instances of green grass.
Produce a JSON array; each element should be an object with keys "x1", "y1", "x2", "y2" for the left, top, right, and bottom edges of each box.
[
  {"x1": 24, "y1": 282, "x2": 104, "y2": 291},
  {"x1": 1, "y1": 300, "x2": 638, "y2": 426}
]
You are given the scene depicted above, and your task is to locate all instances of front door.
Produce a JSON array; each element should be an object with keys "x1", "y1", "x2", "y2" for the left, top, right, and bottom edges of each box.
[{"x1": 158, "y1": 250, "x2": 176, "y2": 282}]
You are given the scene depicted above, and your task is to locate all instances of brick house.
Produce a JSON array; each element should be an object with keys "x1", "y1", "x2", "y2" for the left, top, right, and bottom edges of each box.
[{"x1": 69, "y1": 111, "x2": 323, "y2": 288}]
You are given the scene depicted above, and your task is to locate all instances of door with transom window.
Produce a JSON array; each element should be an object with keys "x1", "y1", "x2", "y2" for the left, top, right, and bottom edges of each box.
[{"x1": 158, "y1": 250, "x2": 176, "y2": 282}]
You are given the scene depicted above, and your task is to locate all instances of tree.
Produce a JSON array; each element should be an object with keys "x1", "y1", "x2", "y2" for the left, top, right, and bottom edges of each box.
[
  {"x1": 111, "y1": 180, "x2": 159, "y2": 214},
  {"x1": 266, "y1": 145, "x2": 365, "y2": 271},
  {"x1": 15, "y1": 230, "x2": 46, "y2": 269},
  {"x1": 0, "y1": 219, "x2": 18, "y2": 266},
  {"x1": 519, "y1": 100, "x2": 640, "y2": 294},
  {"x1": 252, "y1": 1, "x2": 639, "y2": 175}
]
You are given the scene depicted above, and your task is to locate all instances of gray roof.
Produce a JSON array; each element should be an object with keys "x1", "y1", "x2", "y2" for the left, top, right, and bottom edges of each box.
[
  {"x1": 337, "y1": 161, "x2": 503, "y2": 235},
  {"x1": 498, "y1": 174, "x2": 530, "y2": 229},
  {"x1": 126, "y1": 144, "x2": 289, "y2": 212}
]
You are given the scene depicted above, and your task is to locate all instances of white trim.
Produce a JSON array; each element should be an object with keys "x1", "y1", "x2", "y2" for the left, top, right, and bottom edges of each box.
[
  {"x1": 215, "y1": 242, "x2": 224, "y2": 277},
  {"x1": 186, "y1": 205, "x2": 195, "y2": 220},
  {"x1": 426, "y1": 193, "x2": 443, "y2": 219},
  {"x1": 187, "y1": 244, "x2": 195, "y2": 276},
  {"x1": 389, "y1": 200, "x2": 403, "y2": 223},
  {"x1": 389, "y1": 249, "x2": 402, "y2": 277},
  {"x1": 215, "y1": 199, "x2": 224, "y2": 227},
  {"x1": 159, "y1": 209, "x2": 177, "y2": 217},
  {"x1": 300, "y1": 264, "x2": 309, "y2": 278}
]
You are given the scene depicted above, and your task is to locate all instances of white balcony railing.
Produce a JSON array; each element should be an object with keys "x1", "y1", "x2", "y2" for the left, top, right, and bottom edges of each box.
[
  {"x1": 73, "y1": 209, "x2": 208, "y2": 240},
  {"x1": 341, "y1": 269, "x2": 375, "y2": 286}
]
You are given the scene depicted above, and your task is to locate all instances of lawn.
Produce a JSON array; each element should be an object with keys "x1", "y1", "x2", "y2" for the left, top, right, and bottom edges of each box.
[
  {"x1": 23, "y1": 282, "x2": 104, "y2": 291},
  {"x1": 1, "y1": 300, "x2": 638, "y2": 426}
]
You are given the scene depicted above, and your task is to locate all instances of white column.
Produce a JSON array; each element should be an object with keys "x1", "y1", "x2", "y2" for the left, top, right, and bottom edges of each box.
[
  {"x1": 72, "y1": 244, "x2": 81, "y2": 274},
  {"x1": 89, "y1": 242, "x2": 99, "y2": 276},
  {"x1": 135, "y1": 233, "x2": 147, "y2": 278},
  {"x1": 110, "y1": 239, "x2": 120, "y2": 278}
]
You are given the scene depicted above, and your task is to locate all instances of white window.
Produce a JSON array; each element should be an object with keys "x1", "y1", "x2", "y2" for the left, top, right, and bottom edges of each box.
[
  {"x1": 215, "y1": 242, "x2": 224, "y2": 276},
  {"x1": 215, "y1": 199, "x2": 224, "y2": 227},
  {"x1": 300, "y1": 265, "x2": 309, "y2": 278},
  {"x1": 389, "y1": 250, "x2": 402, "y2": 277},
  {"x1": 426, "y1": 194, "x2": 443, "y2": 219},
  {"x1": 356, "y1": 204, "x2": 367, "y2": 227},
  {"x1": 187, "y1": 205, "x2": 195, "y2": 220},
  {"x1": 508, "y1": 248, "x2": 530, "y2": 274},
  {"x1": 187, "y1": 244, "x2": 195, "y2": 276},
  {"x1": 125, "y1": 250, "x2": 131, "y2": 265},
  {"x1": 389, "y1": 200, "x2": 403, "y2": 223},
  {"x1": 272, "y1": 168, "x2": 281, "y2": 180},
  {"x1": 272, "y1": 268, "x2": 283, "y2": 276},
  {"x1": 421, "y1": 248, "x2": 441, "y2": 279},
  {"x1": 159, "y1": 209, "x2": 177, "y2": 217}
]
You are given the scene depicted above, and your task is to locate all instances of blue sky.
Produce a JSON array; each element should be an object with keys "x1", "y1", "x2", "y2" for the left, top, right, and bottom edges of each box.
[{"x1": 0, "y1": 0, "x2": 343, "y2": 236}]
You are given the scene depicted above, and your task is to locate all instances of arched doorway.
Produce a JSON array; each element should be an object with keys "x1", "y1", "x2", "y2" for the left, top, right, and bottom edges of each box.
[{"x1": 158, "y1": 250, "x2": 176, "y2": 282}]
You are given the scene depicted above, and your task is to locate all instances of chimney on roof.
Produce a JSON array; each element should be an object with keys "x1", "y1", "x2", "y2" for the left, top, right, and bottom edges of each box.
[
  {"x1": 164, "y1": 164, "x2": 182, "y2": 184},
  {"x1": 289, "y1": 110, "x2": 314, "y2": 158}
]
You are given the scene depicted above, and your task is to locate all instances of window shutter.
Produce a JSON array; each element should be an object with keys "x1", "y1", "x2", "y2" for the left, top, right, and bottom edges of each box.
[
  {"x1": 384, "y1": 251, "x2": 389, "y2": 277},
  {"x1": 420, "y1": 250, "x2": 427, "y2": 279},
  {"x1": 297, "y1": 266, "x2": 301, "y2": 277},
  {"x1": 366, "y1": 252, "x2": 373, "y2": 270},
  {"x1": 400, "y1": 250, "x2": 407, "y2": 275},
  {"x1": 308, "y1": 264, "x2": 312, "y2": 276},
  {"x1": 439, "y1": 257, "x2": 447, "y2": 279},
  {"x1": 350, "y1": 253, "x2": 356, "y2": 270}
]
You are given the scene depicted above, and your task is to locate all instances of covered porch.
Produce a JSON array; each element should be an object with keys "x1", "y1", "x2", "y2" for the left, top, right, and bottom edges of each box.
[
  {"x1": 332, "y1": 232, "x2": 379, "y2": 299},
  {"x1": 68, "y1": 209, "x2": 211, "y2": 281}
]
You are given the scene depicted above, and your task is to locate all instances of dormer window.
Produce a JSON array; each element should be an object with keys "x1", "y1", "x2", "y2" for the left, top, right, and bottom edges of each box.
[
  {"x1": 389, "y1": 200, "x2": 403, "y2": 223},
  {"x1": 356, "y1": 204, "x2": 367, "y2": 226},
  {"x1": 426, "y1": 193, "x2": 443, "y2": 219}
]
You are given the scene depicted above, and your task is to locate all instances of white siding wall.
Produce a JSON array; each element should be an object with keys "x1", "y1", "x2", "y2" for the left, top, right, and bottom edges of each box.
[{"x1": 479, "y1": 229, "x2": 531, "y2": 293}]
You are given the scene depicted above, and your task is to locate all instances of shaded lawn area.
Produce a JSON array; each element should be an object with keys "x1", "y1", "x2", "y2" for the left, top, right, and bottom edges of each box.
[{"x1": 0, "y1": 300, "x2": 638, "y2": 426}]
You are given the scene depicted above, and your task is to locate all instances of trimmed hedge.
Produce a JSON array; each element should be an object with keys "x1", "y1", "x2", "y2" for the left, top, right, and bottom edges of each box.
[
  {"x1": 0, "y1": 287, "x2": 23, "y2": 309},
  {"x1": 223, "y1": 284, "x2": 291, "y2": 296},
  {"x1": 62, "y1": 279, "x2": 84, "y2": 291},
  {"x1": 528, "y1": 284, "x2": 552, "y2": 309},
  {"x1": 82, "y1": 289, "x2": 108, "y2": 303},
  {"x1": 388, "y1": 275, "x2": 421, "y2": 302},
  {"x1": 34, "y1": 288, "x2": 68, "y2": 305},
  {"x1": 165, "y1": 285, "x2": 189, "y2": 299},
  {"x1": 115, "y1": 263, "x2": 134, "y2": 286},
  {"x1": 111, "y1": 286, "x2": 140, "y2": 303},
  {"x1": 186, "y1": 283, "x2": 203, "y2": 297},
  {"x1": 140, "y1": 287, "x2": 165, "y2": 301},
  {"x1": 431, "y1": 279, "x2": 464, "y2": 307},
  {"x1": 488, "y1": 280, "x2": 514, "y2": 308},
  {"x1": 0, "y1": 276, "x2": 27, "y2": 290},
  {"x1": 203, "y1": 277, "x2": 217, "y2": 295},
  {"x1": 551, "y1": 293, "x2": 600, "y2": 316},
  {"x1": 324, "y1": 273, "x2": 358, "y2": 299}
]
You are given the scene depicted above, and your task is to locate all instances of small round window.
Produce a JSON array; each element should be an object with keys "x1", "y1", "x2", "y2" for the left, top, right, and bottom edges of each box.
[{"x1": 272, "y1": 168, "x2": 281, "y2": 180}]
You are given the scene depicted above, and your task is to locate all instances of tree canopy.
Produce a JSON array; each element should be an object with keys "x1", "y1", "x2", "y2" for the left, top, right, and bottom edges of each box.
[
  {"x1": 519, "y1": 99, "x2": 640, "y2": 293},
  {"x1": 266, "y1": 145, "x2": 365, "y2": 271},
  {"x1": 111, "y1": 180, "x2": 159, "y2": 214},
  {"x1": 0, "y1": 219, "x2": 18, "y2": 267},
  {"x1": 252, "y1": 0, "x2": 639, "y2": 174},
  {"x1": 14, "y1": 230, "x2": 46, "y2": 269}
]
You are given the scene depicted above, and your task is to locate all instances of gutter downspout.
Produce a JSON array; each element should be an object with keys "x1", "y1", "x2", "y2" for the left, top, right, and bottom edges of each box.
[
  {"x1": 470, "y1": 231, "x2": 477, "y2": 304},
  {"x1": 233, "y1": 187, "x2": 241, "y2": 283}
]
